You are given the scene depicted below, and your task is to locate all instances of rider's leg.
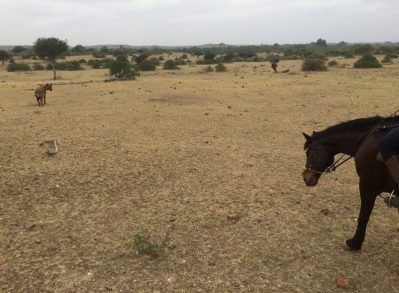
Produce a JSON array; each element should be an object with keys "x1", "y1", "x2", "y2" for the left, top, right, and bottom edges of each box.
[{"x1": 378, "y1": 128, "x2": 399, "y2": 208}]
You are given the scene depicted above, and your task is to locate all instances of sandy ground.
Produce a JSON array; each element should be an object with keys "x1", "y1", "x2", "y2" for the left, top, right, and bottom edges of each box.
[{"x1": 0, "y1": 56, "x2": 398, "y2": 292}]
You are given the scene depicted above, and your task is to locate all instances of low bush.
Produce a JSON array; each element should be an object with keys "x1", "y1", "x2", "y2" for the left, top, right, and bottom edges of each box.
[
  {"x1": 92, "y1": 52, "x2": 106, "y2": 58},
  {"x1": 137, "y1": 59, "x2": 156, "y2": 71},
  {"x1": 353, "y1": 54, "x2": 382, "y2": 68},
  {"x1": 33, "y1": 63, "x2": 45, "y2": 70},
  {"x1": 163, "y1": 60, "x2": 179, "y2": 70},
  {"x1": 149, "y1": 57, "x2": 160, "y2": 66},
  {"x1": 328, "y1": 60, "x2": 338, "y2": 67},
  {"x1": 133, "y1": 230, "x2": 171, "y2": 258},
  {"x1": 204, "y1": 66, "x2": 214, "y2": 72},
  {"x1": 381, "y1": 55, "x2": 392, "y2": 64},
  {"x1": 88, "y1": 59, "x2": 102, "y2": 69},
  {"x1": 7, "y1": 62, "x2": 31, "y2": 72},
  {"x1": 302, "y1": 53, "x2": 327, "y2": 71},
  {"x1": 109, "y1": 60, "x2": 137, "y2": 80},
  {"x1": 47, "y1": 61, "x2": 83, "y2": 70},
  {"x1": 215, "y1": 63, "x2": 227, "y2": 72},
  {"x1": 175, "y1": 58, "x2": 186, "y2": 65}
]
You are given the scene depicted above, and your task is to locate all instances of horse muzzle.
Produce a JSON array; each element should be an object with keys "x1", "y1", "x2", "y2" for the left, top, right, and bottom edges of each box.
[{"x1": 302, "y1": 169, "x2": 320, "y2": 187}]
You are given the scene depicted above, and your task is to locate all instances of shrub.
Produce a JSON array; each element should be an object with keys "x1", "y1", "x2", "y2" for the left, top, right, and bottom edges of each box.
[
  {"x1": 342, "y1": 51, "x2": 354, "y2": 58},
  {"x1": 134, "y1": 54, "x2": 149, "y2": 64},
  {"x1": 204, "y1": 66, "x2": 214, "y2": 72},
  {"x1": 158, "y1": 56, "x2": 164, "y2": 61},
  {"x1": 7, "y1": 62, "x2": 31, "y2": 72},
  {"x1": 353, "y1": 54, "x2": 382, "y2": 68},
  {"x1": 302, "y1": 54, "x2": 327, "y2": 71},
  {"x1": 328, "y1": 60, "x2": 338, "y2": 67},
  {"x1": 181, "y1": 54, "x2": 188, "y2": 59},
  {"x1": 149, "y1": 57, "x2": 160, "y2": 66},
  {"x1": 88, "y1": 59, "x2": 102, "y2": 69},
  {"x1": 223, "y1": 53, "x2": 236, "y2": 63},
  {"x1": 381, "y1": 55, "x2": 392, "y2": 64},
  {"x1": 21, "y1": 54, "x2": 33, "y2": 59},
  {"x1": 137, "y1": 59, "x2": 156, "y2": 71},
  {"x1": 109, "y1": 60, "x2": 137, "y2": 80},
  {"x1": 215, "y1": 63, "x2": 227, "y2": 72},
  {"x1": 33, "y1": 63, "x2": 45, "y2": 70},
  {"x1": 47, "y1": 61, "x2": 82, "y2": 70},
  {"x1": 163, "y1": 60, "x2": 179, "y2": 70},
  {"x1": 175, "y1": 58, "x2": 186, "y2": 65},
  {"x1": 102, "y1": 58, "x2": 114, "y2": 69},
  {"x1": 92, "y1": 52, "x2": 106, "y2": 58},
  {"x1": 133, "y1": 230, "x2": 171, "y2": 258},
  {"x1": 203, "y1": 52, "x2": 216, "y2": 64},
  {"x1": 79, "y1": 59, "x2": 87, "y2": 64}
]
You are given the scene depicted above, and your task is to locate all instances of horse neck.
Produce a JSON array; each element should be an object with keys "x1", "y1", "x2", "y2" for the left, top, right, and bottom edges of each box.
[{"x1": 320, "y1": 130, "x2": 370, "y2": 157}]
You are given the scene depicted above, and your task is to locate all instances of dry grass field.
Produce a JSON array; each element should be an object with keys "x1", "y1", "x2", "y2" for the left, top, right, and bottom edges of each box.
[{"x1": 0, "y1": 56, "x2": 398, "y2": 292}]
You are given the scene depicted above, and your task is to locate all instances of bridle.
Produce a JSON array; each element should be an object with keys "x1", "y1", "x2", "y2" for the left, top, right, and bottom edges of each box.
[{"x1": 305, "y1": 152, "x2": 348, "y2": 176}]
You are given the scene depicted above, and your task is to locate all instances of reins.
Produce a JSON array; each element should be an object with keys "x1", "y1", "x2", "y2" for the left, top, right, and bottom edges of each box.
[{"x1": 325, "y1": 154, "x2": 353, "y2": 173}]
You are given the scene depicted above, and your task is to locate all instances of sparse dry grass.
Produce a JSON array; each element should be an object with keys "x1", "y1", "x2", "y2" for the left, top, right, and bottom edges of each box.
[{"x1": 0, "y1": 55, "x2": 398, "y2": 292}]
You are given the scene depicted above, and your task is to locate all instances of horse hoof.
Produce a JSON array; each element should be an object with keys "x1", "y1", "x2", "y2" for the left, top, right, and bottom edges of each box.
[{"x1": 345, "y1": 239, "x2": 362, "y2": 251}]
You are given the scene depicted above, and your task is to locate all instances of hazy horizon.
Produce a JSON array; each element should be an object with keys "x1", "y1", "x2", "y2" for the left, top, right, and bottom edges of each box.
[{"x1": 1, "y1": 0, "x2": 398, "y2": 46}]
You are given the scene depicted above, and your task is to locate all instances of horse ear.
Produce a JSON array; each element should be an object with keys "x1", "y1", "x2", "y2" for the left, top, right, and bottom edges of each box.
[{"x1": 302, "y1": 132, "x2": 312, "y2": 141}]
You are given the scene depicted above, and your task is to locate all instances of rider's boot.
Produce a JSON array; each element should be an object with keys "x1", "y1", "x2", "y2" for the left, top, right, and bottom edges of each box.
[{"x1": 383, "y1": 155, "x2": 399, "y2": 208}]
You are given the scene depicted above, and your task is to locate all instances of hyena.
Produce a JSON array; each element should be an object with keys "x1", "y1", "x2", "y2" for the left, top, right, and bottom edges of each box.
[{"x1": 34, "y1": 83, "x2": 52, "y2": 106}]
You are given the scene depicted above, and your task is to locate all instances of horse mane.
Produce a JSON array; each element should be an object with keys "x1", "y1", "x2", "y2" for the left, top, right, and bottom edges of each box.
[{"x1": 304, "y1": 115, "x2": 399, "y2": 149}]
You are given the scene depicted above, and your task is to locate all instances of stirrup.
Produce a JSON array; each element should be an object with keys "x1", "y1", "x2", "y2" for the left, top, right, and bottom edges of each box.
[{"x1": 384, "y1": 190, "x2": 399, "y2": 208}]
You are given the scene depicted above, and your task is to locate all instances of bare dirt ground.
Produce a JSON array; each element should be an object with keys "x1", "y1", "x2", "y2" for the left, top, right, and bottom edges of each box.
[{"x1": 0, "y1": 56, "x2": 398, "y2": 292}]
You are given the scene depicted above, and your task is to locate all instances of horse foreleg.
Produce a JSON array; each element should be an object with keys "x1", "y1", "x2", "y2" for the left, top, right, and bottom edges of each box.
[{"x1": 346, "y1": 184, "x2": 378, "y2": 250}]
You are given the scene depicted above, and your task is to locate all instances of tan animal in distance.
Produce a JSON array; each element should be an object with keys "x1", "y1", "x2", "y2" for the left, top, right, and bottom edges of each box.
[{"x1": 34, "y1": 83, "x2": 52, "y2": 106}]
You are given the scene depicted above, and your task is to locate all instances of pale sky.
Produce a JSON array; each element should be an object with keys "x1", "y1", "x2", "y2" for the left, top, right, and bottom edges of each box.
[{"x1": 0, "y1": 0, "x2": 398, "y2": 46}]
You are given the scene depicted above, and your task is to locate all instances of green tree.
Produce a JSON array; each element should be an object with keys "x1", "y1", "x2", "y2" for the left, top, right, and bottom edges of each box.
[
  {"x1": 33, "y1": 37, "x2": 69, "y2": 80},
  {"x1": 71, "y1": 45, "x2": 86, "y2": 54},
  {"x1": 12, "y1": 46, "x2": 27, "y2": 54},
  {"x1": 316, "y1": 38, "x2": 327, "y2": 47},
  {"x1": 0, "y1": 50, "x2": 10, "y2": 65}
]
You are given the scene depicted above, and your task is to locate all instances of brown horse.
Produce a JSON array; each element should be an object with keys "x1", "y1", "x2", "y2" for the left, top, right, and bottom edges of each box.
[{"x1": 302, "y1": 116, "x2": 398, "y2": 250}]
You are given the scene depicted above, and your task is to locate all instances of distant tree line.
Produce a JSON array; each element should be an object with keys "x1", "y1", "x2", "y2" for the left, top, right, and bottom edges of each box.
[{"x1": 2, "y1": 38, "x2": 398, "y2": 76}]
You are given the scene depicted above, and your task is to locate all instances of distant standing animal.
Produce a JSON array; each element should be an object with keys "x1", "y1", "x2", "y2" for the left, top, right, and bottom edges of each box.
[{"x1": 34, "y1": 83, "x2": 52, "y2": 106}]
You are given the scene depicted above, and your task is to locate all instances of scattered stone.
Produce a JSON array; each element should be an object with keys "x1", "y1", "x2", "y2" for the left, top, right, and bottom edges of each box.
[
  {"x1": 336, "y1": 277, "x2": 346, "y2": 288},
  {"x1": 24, "y1": 222, "x2": 36, "y2": 230},
  {"x1": 227, "y1": 214, "x2": 241, "y2": 221},
  {"x1": 109, "y1": 91, "x2": 114, "y2": 94},
  {"x1": 204, "y1": 112, "x2": 209, "y2": 115},
  {"x1": 227, "y1": 105, "x2": 232, "y2": 109},
  {"x1": 321, "y1": 208, "x2": 330, "y2": 216}
]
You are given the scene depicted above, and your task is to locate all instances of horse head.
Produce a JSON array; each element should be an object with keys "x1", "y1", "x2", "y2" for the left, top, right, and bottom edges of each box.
[{"x1": 302, "y1": 132, "x2": 334, "y2": 186}]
